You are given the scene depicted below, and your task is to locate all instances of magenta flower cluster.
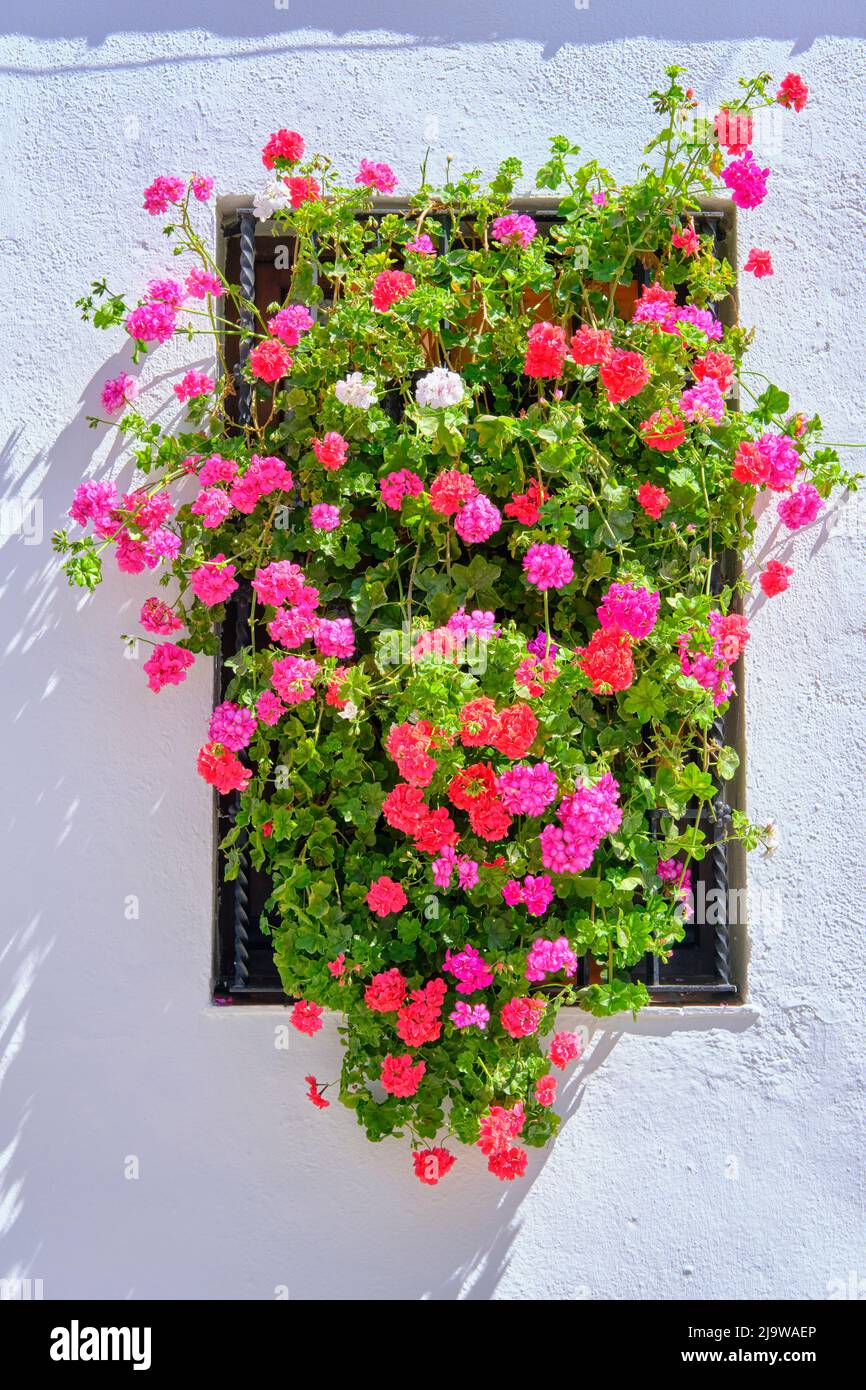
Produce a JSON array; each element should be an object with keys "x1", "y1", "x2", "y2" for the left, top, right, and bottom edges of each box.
[
  {"x1": 497, "y1": 762, "x2": 558, "y2": 816},
  {"x1": 597, "y1": 582, "x2": 660, "y2": 641},
  {"x1": 540, "y1": 774, "x2": 623, "y2": 874}
]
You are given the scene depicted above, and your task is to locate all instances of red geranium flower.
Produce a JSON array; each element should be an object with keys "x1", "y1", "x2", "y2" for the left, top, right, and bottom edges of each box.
[
  {"x1": 197, "y1": 742, "x2": 251, "y2": 795},
  {"x1": 382, "y1": 783, "x2": 429, "y2": 833},
  {"x1": 487, "y1": 1145, "x2": 528, "y2": 1181},
  {"x1": 365, "y1": 968, "x2": 407, "y2": 1013},
  {"x1": 524, "y1": 321, "x2": 567, "y2": 379},
  {"x1": 448, "y1": 762, "x2": 497, "y2": 810},
  {"x1": 731, "y1": 441, "x2": 771, "y2": 486},
  {"x1": 413, "y1": 1147, "x2": 455, "y2": 1185},
  {"x1": 636, "y1": 481, "x2": 670, "y2": 519},
  {"x1": 467, "y1": 795, "x2": 513, "y2": 841},
  {"x1": 776, "y1": 73, "x2": 809, "y2": 112},
  {"x1": 305, "y1": 1076, "x2": 329, "y2": 1109},
  {"x1": 577, "y1": 626, "x2": 635, "y2": 693},
  {"x1": 692, "y1": 351, "x2": 734, "y2": 393},
  {"x1": 249, "y1": 339, "x2": 292, "y2": 383},
  {"x1": 714, "y1": 108, "x2": 753, "y2": 155},
  {"x1": 429, "y1": 470, "x2": 478, "y2": 516},
  {"x1": 380, "y1": 1053, "x2": 426, "y2": 1097},
  {"x1": 759, "y1": 559, "x2": 793, "y2": 597},
  {"x1": 569, "y1": 325, "x2": 612, "y2": 365},
  {"x1": 459, "y1": 697, "x2": 500, "y2": 747},
  {"x1": 640, "y1": 408, "x2": 685, "y2": 452},
  {"x1": 412, "y1": 807, "x2": 459, "y2": 855},
  {"x1": 504, "y1": 478, "x2": 546, "y2": 525},
  {"x1": 366, "y1": 875, "x2": 408, "y2": 917},
  {"x1": 396, "y1": 979, "x2": 447, "y2": 1047},
  {"x1": 291, "y1": 1000, "x2": 324, "y2": 1036},
  {"x1": 287, "y1": 176, "x2": 320, "y2": 207},
  {"x1": 262, "y1": 128, "x2": 304, "y2": 168},
  {"x1": 371, "y1": 269, "x2": 415, "y2": 312},
  {"x1": 492, "y1": 703, "x2": 538, "y2": 758},
  {"x1": 599, "y1": 349, "x2": 651, "y2": 404}
]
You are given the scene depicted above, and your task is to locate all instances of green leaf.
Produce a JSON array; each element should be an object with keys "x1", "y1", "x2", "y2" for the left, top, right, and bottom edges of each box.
[
  {"x1": 450, "y1": 554, "x2": 502, "y2": 605},
  {"x1": 717, "y1": 745, "x2": 740, "y2": 781},
  {"x1": 677, "y1": 764, "x2": 716, "y2": 802},
  {"x1": 582, "y1": 550, "x2": 613, "y2": 585},
  {"x1": 668, "y1": 466, "x2": 700, "y2": 495},
  {"x1": 582, "y1": 979, "x2": 650, "y2": 1018},
  {"x1": 623, "y1": 676, "x2": 668, "y2": 723},
  {"x1": 755, "y1": 384, "x2": 791, "y2": 420}
]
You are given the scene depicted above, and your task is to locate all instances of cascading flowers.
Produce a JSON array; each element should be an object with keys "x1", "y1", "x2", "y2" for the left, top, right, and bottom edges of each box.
[{"x1": 57, "y1": 68, "x2": 859, "y2": 1186}]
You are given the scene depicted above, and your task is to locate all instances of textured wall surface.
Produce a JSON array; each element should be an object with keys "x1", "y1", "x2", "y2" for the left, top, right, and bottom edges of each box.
[{"x1": 1, "y1": 2, "x2": 864, "y2": 1301}]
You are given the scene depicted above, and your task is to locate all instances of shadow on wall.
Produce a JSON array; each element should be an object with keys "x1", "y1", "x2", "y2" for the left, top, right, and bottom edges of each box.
[
  {"x1": 421, "y1": 1038, "x2": 617, "y2": 1299},
  {"x1": 0, "y1": 374, "x2": 127, "y2": 1290},
  {"x1": 0, "y1": 347, "x2": 768, "y2": 1297},
  {"x1": 10, "y1": 0, "x2": 865, "y2": 54},
  {"x1": 0, "y1": 360, "x2": 213, "y2": 1296}
]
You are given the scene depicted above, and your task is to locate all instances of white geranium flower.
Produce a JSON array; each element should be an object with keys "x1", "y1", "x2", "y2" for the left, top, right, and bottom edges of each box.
[
  {"x1": 415, "y1": 367, "x2": 465, "y2": 409},
  {"x1": 253, "y1": 179, "x2": 291, "y2": 220},
  {"x1": 339, "y1": 700, "x2": 359, "y2": 720},
  {"x1": 335, "y1": 372, "x2": 377, "y2": 410}
]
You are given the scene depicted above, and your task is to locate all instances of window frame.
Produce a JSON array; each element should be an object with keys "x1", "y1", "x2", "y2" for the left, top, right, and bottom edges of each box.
[{"x1": 213, "y1": 197, "x2": 744, "y2": 1008}]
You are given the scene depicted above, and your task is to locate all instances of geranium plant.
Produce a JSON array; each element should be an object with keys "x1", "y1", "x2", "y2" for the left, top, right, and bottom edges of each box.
[{"x1": 57, "y1": 68, "x2": 857, "y2": 1186}]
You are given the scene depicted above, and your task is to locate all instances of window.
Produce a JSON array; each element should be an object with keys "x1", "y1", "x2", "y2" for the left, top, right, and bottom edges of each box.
[{"x1": 214, "y1": 202, "x2": 742, "y2": 1007}]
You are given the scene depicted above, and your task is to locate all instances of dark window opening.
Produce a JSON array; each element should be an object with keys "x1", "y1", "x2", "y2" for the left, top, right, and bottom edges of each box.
[{"x1": 214, "y1": 202, "x2": 741, "y2": 1007}]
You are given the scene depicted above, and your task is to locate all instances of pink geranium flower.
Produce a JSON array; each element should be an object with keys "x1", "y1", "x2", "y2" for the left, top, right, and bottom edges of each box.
[
  {"x1": 523, "y1": 543, "x2": 573, "y2": 591},
  {"x1": 355, "y1": 158, "x2": 397, "y2": 193},
  {"x1": 777, "y1": 482, "x2": 823, "y2": 530},
  {"x1": 126, "y1": 301, "x2": 176, "y2": 345},
  {"x1": 722, "y1": 150, "x2": 770, "y2": 209},
  {"x1": 101, "y1": 373, "x2": 138, "y2": 415},
  {"x1": 492, "y1": 213, "x2": 537, "y2": 248},
  {"x1": 406, "y1": 233, "x2": 436, "y2": 256},
  {"x1": 143, "y1": 642, "x2": 194, "y2": 692},
  {"x1": 186, "y1": 267, "x2": 224, "y2": 300},
  {"x1": 366, "y1": 876, "x2": 408, "y2": 917},
  {"x1": 190, "y1": 555, "x2": 238, "y2": 606},
  {"x1": 744, "y1": 247, "x2": 774, "y2": 278},
  {"x1": 140, "y1": 597, "x2": 182, "y2": 636},
  {"x1": 143, "y1": 175, "x2": 184, "y2": 215},
  {"x1": 173, "y1": 369, "x2": 214, "y2": 404},
  {"x1": 209, "y1": 701, "x2": 257, "y2": 752},
  {"x1": 191, "y1": 175, "x2": 214, "y2": 202},
  {"x1": 268, "y1": 304, "x2": 313, "y2": 345},
  {"x1": 310, "y1": 503, "x2": 340, "y2": 531}
]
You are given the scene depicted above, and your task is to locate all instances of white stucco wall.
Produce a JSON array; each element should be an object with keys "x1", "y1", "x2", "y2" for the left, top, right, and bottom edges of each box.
[{"x1": 1, "y1": 3, "x2": 864, "y2": 1301}]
